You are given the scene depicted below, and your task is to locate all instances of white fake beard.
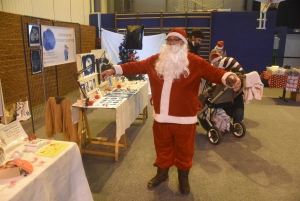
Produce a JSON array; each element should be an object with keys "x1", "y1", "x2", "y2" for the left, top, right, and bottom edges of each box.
[{"x1": 155, "y1": 44, "x2": 190, "y2": 82}]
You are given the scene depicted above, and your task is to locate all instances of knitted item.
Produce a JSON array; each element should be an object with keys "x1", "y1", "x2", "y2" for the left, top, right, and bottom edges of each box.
[{"x1": 218, "y1": 57, "x2": 244, "y2": 73}]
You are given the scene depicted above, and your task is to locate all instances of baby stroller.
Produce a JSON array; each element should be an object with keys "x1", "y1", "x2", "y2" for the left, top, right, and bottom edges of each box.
[{"x1": 197, "y1": 82, "x2": 246, "y2": 145}]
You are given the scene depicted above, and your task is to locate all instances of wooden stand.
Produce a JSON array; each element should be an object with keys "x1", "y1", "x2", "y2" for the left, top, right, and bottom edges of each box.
[{"x1": 77, "y1": 106, "x2": 148, "y2": 161}]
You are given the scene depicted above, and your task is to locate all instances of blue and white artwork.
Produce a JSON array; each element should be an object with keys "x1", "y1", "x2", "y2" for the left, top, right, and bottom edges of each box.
[
  {"x1": 43, "y1": 28, "x2": 56, "y2": 51},
  {"x1": 41, "y1": 25, "x2": 76, "y2": 67},
  {"x1": 82, "y1": 54, "x2": 95, "y2": 77}
]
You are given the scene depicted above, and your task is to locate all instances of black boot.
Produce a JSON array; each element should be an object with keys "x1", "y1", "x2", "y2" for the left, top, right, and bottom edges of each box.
[
  {"x1": 178, "y1": 169, "x2": 190, "y2": 195},
  {"x1": 147, "y1": 167, "x2": 169, "y2": 188}
]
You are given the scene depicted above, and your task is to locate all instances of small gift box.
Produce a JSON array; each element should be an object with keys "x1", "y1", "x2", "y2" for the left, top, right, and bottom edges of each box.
[{"x1": 24, "y1": 139, "x2": 46, "y2": 152}]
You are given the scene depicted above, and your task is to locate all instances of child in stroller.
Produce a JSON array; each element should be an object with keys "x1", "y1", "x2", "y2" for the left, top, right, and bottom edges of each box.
[{"x1": 197, "y1": 83, "x2": 246, "y2": 145}]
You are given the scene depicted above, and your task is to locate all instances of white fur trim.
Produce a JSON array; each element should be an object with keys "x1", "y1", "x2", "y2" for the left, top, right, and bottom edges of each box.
[
  {"x1": 113, "y1": 65, "x2": 123, "y2": 75},
  {"x1": 216, "y1": 45, "x2": 223, "y2": 50},
  {"x1": 153, "y1": 112, "x2": 198, "y2": 124},
  {"x1": 211, "y1": 56, "x2": 222, "y2": 64},
  {"x1": 160, "y1": 82, "x2": 172, "y2": 116},
  {"x1": 166, "y1": 32, "x2": 188, "y2": 44}
]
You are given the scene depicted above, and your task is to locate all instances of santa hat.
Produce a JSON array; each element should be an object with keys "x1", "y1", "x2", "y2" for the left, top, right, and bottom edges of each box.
[
  {"x1": 210, "y1": 53, "x2": 222, "y2": 64},
  {"x1": 216, "y1": 41, "x2": 224, "y2": 50},
  {"x1": 166, "y1": 28, "x2": 188, "y2": 44}
]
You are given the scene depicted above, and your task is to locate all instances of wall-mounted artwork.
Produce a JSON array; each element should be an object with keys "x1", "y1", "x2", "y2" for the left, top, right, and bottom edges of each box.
[
  {"x1": 81, "y1": 54, "x2": 95, "y2": 77},
  {"x1": 31, "y1": 50, "x2": 42, "y2": 74},
  {"x1": 28, "y1": 23, "x2": 41, "y2": 47}
]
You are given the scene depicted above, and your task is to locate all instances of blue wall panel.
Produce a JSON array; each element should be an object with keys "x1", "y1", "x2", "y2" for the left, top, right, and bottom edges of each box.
[
  {"x1": 211, "y1": 11, "x2": 277, "y2": 73},
  {"x1": 100, "y1": 13, "x2": 114, "y2": 32},
  {"x1": 100, "y1": 11, "x2": 278, "y2": 74}
]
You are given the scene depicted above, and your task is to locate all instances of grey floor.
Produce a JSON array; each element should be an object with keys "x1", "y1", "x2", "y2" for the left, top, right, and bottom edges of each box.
[{"x1": 32, "y1": 88, "x2": 300, "y2": 201}]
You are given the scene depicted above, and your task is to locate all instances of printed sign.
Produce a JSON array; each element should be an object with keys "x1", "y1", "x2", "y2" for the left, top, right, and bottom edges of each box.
[{"x1": 41, "y1": 25, "x2": 76, "y2": 67}]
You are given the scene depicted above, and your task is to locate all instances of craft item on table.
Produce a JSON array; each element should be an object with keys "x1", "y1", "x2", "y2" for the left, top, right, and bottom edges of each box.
[
  {"x1": 260, "y1": 71, "x2": 272, "y2": 80},
  {"x1": 0, "y1": 159, "x2": 33, "y2": 179},
  {"x1": 14, "y1": 159, "x2": 33, "y2": 175},
  {"x1": 24, "y1": 139, "x2": 46, "y2": 152},
  {"x1": 0, "y1": 161, "x2": 21, "y2": 179},
  {"x1": 107, "y1": 76, "x2": 113, "y2": 87},
  {"x1": 10, "y1": 150, "x2": 23, "y2": 159},
  {"x1": 121, "y1": 76, "x2": 126, "y2": 82},
  {"x1": 285, "y1": 75, "x2": 299, "y2": 92},
  {"x1": 88, "y1": 100, "x2": 94, "y2": 106},
  {"x1": 94, "y1": 96, "x2": 123, "y2": 108},
  {"x1": 36, "y1": 142, "x2": 69, "y2": 158},
  {"x1": 266, "y1": 66, "x2": 279, "y2": 75},
  {"x1": 106, "y1": 91, "x2": 134, "y2": 99},
  {"x1": 28, "y1": 133, "x2": 36, "y2": 141},
  {"x1": 94, "y1": 94, "x2": 101, "y2": 100},
  {"x1": 117, "y1": 84, "x2": 122, "y2": 89}
]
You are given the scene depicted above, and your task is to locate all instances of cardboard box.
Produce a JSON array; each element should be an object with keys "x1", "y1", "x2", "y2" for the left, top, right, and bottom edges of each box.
[
  {"x1": 0, "y1": 166, "x2": 21, "y2": 179},
  {"x1": 290, "y1": 92, "x2": 300, "y2": 102}
]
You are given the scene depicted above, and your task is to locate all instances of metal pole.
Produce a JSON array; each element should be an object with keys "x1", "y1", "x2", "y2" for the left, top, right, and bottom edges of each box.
[{"x1": 20, "y1": 16, "x2": 35, "y2": 133}]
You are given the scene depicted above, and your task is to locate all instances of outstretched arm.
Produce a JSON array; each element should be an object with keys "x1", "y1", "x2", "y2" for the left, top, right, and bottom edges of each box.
[
  {"x1": 226, "y1": 74, "x2": 241, "y2": 91},
  {"x1": 100, "y1": 67, "x2": 115, "y2": 81}
]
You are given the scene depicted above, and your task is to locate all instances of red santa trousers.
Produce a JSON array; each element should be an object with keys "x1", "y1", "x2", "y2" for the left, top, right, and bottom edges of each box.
[{"x1": 153, "y1": 120, "x2": 196, "y2": 170}]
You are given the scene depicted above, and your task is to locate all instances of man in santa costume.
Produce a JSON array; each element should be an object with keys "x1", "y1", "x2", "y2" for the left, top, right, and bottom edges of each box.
[{"x1": 100, "y1": 28, "x2": 241, "y2": 195}]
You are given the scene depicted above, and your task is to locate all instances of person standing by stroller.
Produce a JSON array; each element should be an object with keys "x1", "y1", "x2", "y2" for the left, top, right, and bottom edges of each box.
[{"x1": 210, "y1": 53, "x2": 245, "y2": 122}]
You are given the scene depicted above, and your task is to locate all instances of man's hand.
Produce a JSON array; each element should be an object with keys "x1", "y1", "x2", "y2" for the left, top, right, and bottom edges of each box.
[
  {"x1": 100, "y1": 68, "x2": 115, "y2": 81},
  {"x1": 227, "y1": 74, "x2": 241, "y2": 91}
]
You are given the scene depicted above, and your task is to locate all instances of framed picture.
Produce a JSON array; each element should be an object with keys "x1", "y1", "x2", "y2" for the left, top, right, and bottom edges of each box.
[
  {"x1": 31, "y1": 50, "x2": 42, "y2": 74},
  {"x1": 28, "y1": 23, "x2": 41, "y2": 47},
  {"x1": 81, "y1": 54, "x2": 95, "y2": 77}
]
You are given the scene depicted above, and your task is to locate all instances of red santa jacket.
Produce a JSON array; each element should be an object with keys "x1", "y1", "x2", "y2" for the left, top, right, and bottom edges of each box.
[{"x1": 114, "y1": 52, "x2": 231, "y2": 124}]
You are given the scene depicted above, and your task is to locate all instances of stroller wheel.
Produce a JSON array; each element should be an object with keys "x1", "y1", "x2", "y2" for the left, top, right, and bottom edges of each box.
[
  {"x1": 207, "y1": 126, "x2": 221, "y2": 145},
  {"x1": 231, "y1": 121, "x2": 246, "y2": 138}
]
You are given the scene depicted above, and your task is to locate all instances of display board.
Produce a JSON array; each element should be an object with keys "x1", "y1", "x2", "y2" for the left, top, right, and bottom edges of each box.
[{"x1": 41, "y1": 25, "x2": 76, "y2": 67}]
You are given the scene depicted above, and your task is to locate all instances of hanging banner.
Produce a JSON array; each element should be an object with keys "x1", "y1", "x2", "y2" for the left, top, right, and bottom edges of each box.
[{"x1": 41, "y1": 25, "x2": 76, "y2": 67}]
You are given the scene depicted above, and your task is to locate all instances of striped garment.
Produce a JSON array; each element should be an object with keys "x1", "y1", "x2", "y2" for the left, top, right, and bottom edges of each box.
[{"x1": 218, "y1": 57, "x2": 244, "y2": 73}]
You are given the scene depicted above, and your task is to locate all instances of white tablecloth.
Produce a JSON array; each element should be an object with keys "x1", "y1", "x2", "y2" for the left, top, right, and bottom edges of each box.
[
  {"x1": 0, "y1": 141, "x2": 93, "y2": 201},
  {"x1": 72, "y1": 81, "x2": 149, "y2": 141}
]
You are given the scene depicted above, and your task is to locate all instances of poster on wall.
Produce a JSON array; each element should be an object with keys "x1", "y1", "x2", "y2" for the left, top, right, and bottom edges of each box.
[
  {"x1": 41, "y1": 25, "x2": 76, "y2": 67},
  {"x1": 31, "y1": 50, "x2": 42, "y2": 74},
  {"x1": 28, "y1": 23, "x2": 41, "y2": 47}
]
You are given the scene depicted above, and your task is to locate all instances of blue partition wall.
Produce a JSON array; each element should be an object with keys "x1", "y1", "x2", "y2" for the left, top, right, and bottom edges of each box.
[
  {"x1": 211, "y1": 11, "x2": 277, "y2": 73},
  {"x1": 99, "y1": 11, "x2": 277, "y2": 74}
]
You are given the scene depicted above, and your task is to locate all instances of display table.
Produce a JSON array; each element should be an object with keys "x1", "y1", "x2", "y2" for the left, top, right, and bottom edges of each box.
[
  {"x1": 0, "y1": 141, "x2": 93, "y2": 201},
  {"x1": 72, "y1": 81, "x2": 149, "y2": 161},
  {"x1": 260, "y1": 72, "x2": 300, "y2": 102}
]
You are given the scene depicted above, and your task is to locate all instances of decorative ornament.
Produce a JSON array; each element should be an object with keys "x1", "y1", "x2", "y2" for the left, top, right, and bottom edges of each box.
[
  {"x1": 28, "y1": 134, "x2": 37, "y2": 141},
  {"x1": 11, "y1": 150, "x2": 23, "y2": 160}
]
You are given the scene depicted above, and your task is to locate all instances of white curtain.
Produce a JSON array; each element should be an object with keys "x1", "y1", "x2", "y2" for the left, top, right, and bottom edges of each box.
[{"x1": 101, "y1": 28, "x2": 166, "y2": 65}]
